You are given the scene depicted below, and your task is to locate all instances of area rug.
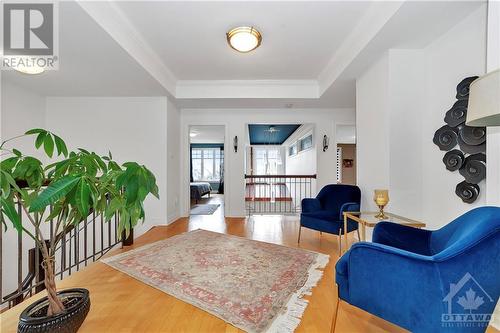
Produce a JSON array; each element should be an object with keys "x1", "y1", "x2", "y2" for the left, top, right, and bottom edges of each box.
[
  {"x1": 190, "y1": 204, "x2": 220, "y2": 215},
  {"x1": 102, "y1": 229, "x2": 329, "y2": 333}
]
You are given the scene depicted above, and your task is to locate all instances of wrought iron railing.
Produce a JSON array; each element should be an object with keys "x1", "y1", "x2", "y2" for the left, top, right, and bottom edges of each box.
[
  {"x1": 1, "y1": 201, "x2": 125, "y2": 309},
  {"x1": 244, "y1": 175, "x2": 316, "y2": 215}
]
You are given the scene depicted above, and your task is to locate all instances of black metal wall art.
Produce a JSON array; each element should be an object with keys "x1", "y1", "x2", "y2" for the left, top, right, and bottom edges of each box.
[{"x1": 433, "y1": 76, "x2": 486, "y2": 203}]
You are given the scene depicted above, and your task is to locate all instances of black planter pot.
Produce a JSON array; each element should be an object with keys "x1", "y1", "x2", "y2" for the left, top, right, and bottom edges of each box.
[{"x1": 18, "y1": 288, "x2": 90, "y2": 333}]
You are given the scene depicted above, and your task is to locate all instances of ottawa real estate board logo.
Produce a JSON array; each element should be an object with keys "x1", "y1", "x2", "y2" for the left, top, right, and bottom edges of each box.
[
  {"x1": 442, "y1": 272, "x2": 495, "y2": 329},
  {"x1": 2, "y1": 2, "x2": 59, "y2": 71}
]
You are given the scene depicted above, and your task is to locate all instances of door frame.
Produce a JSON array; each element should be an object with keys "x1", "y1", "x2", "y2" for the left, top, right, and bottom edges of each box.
[{"x1": 181, "y1": 123, "x2": 229, "y2": 217}]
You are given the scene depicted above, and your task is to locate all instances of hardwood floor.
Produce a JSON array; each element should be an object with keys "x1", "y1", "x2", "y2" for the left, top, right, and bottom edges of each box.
[{"x1": 1, "y1": 214, "x2": 498, "y2": 332}]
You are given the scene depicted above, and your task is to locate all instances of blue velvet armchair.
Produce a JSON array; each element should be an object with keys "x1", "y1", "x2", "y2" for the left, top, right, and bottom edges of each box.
[
  {"x1": 334, "y1": 206, "x2": 500, "y2": 333},
  {"x1": 299, "y1": 184, "x2": 361, "y2": 251}
]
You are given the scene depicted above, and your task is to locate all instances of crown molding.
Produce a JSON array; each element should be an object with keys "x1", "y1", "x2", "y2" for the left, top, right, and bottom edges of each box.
[
  {"x1": 176, "y1": 80, "x2": 319, "y2": 99},
  {"x1": 77, "y1": 0, "x2": 177, "y2": 95},
  {"x1": 317, "y1": 1, "x2": 404, "y2": 95}
]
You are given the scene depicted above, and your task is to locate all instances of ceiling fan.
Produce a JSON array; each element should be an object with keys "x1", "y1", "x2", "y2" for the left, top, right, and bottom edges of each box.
[{"x1": 265, "y1": 126, "x2": 280, "y2": 144}]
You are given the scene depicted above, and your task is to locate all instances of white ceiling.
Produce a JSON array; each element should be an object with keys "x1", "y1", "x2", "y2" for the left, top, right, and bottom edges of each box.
[
  {"x1": 190, "y1": 125, "x2": 225, "y2": 143},
  {"x1": 2, "y1": 1, "x2": 167, "y2": 96},
  {"x1": 115, "y1": 1, "x2": 370, "y2": 80},
  {"x1": 1, "y1": 0, "x2": 485, "y2": 109}
]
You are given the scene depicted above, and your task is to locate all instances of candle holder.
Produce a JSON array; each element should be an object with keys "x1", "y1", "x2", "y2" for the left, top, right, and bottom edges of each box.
[{"x1": 374, "y1": 189, "x2": 389, "y2": 219}]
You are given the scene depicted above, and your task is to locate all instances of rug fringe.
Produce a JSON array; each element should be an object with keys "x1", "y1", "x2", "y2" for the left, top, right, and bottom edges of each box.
[{"x1": 265, "y1": 253, "x2": 330, "y2": 333}]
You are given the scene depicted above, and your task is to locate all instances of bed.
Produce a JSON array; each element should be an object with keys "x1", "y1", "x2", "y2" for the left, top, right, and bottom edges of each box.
[{"x1": 190, "y1": 182, "x2": 212, "y2": 203}]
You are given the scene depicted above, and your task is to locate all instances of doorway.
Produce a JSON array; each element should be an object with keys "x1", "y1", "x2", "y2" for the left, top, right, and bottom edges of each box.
[
  {"x1": 188, "y1": 125, "x2": 225, "y2": 218},
  {"x1": 336, "y1": 125, "x2": 357, "y2": 185},
  {"x1": 244, "y1": 123, "x2": 317, "y2": 215}
]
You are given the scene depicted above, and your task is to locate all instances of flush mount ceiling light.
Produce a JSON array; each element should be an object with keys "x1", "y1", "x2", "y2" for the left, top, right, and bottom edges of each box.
[
  {"x1": 226, "y1": 26, "x2": 262, "y2": 53},
  {"x1": 13, "y1": 64, "x2": 45, "y2": 75}
]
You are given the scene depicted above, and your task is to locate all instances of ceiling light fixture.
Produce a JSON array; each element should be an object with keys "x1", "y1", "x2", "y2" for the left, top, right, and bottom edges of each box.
[
  {"x1": 13, "y1": 64, "x2": 45, "y2": 75},
  {"x1": 226, "y1": 26, "x2": 262, "y2": 53}
]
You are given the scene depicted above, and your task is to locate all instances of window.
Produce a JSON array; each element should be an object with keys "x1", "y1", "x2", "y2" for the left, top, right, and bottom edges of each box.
[
  {"x1": 299, "y1": 134, "x2": 313, "y2": 152},
  {"x1": 254, "y1": 147, "x2": 283, "y2": 175},
  {"x1": 192, "y1": 148, "x2": 223, "y2": 181},
  {"x1": 289, "y1": 133, "x2": 313, "y2": 156}
]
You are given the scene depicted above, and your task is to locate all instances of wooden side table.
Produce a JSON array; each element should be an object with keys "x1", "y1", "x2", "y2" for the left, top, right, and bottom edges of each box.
[{"x1": 342, "y1": 212, "x2": 426, "y2": 253}]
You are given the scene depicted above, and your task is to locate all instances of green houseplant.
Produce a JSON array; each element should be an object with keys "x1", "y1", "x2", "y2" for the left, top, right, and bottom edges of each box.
[{"x1": 0, "y1": 129, "x2": 158, "y2": 332}]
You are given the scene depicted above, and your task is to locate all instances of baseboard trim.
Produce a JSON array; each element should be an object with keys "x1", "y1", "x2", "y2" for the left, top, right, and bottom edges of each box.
[{"x1": 167, "y1": 213, "x2": 180, "y2": 224}]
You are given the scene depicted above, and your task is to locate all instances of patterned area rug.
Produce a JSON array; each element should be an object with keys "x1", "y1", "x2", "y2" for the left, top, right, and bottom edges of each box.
[{"x1": 102, "y1": 229, "x2": 329, "y2": 333}]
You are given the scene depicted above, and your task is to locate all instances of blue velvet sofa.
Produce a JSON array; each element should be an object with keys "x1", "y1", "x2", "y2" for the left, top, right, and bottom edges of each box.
[
  {"x1": 334, "y1": 206, "x2": 500, "y2": 333},
  {"x1": 299, "y1": 184, "x2": 360, "y2": 251}
]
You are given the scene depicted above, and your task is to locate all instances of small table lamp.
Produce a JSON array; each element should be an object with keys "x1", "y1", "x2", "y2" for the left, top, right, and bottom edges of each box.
[
  {"x1": 374, "y1": 189, "x2": 389, "y2": 219},
  {"x1": 466, "y1": 69, "x2": 500, "y2": 126}
]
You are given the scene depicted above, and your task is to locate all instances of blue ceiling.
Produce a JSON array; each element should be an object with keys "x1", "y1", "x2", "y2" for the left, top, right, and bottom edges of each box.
[{"x1": 248, "y1": 124, "x2": 301, "y2": 145}]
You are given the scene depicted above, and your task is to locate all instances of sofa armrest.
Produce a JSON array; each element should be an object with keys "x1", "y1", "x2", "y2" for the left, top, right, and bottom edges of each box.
[
  {"x1": 341, "y1": 242, "x2": 443, "y2": 330},
  {"x1": 373, "y1": 222, "x2": 432, "y2": 255},
  {"x1": 301, "y1": 198, "x2": 321, "y2": 213},
  {"x1": 338, "y1": 202, "x2": 360, "y2": 220}
]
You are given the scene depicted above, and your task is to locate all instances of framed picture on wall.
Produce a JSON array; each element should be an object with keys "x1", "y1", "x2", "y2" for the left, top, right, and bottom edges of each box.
[{"x1": 343, "y1": 159, "x2": 353, "y2": 168}]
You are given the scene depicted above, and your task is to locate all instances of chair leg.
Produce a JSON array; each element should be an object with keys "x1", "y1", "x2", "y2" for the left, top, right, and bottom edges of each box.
[
  {"x1": 297, "y1": 226, "x2": 302, "y2": 243},
  {"x1": 331, "y1": 296, "x2": 340, "y2": 333},
  {"x1": 356, "y1": 229, "x2": 361, "y2": 242},
  {"x1": 338, "y1": 229, "x2": 342, "y2": 255}
]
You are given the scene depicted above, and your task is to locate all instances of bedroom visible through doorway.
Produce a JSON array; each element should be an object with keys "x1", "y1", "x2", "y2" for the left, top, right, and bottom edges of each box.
[{"x1": 189, "y1": 125, "x2": 225, "y2": 218}]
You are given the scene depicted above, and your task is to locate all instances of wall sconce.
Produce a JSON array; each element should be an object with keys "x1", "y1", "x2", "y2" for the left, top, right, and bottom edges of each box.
[
  {"x1": 322, "y1": 135, "x2": 329, "y2": 152},
  {"x1": 233, "y1": 136, "x2": 238, "y2": 153}
]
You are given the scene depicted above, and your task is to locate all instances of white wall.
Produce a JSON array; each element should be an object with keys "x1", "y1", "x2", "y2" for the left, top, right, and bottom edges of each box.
[
  {"x1": 357, "y1": 49, "x2": 425, "y2": 218},
  {"x1": 421, "y1": 5, "x2": 487, "y2": 228},
  {"x1": 1, "y1": 90, "x2": 174, "y2": 304},
  {"x1": 485, "y1": 0, "x2": 500, "y2": 329},
  {"x1": 45, "y1": 97, "x2": 169, "y2": 236},
  {"x1": 486, "y1": 0, "x2": 500, "y2": 206},
  {"x1": 356, "y1": 6, "x2": 487, "y2": 229},
  {"x1": 283, "y1": 124, "x2": 317, "y2": 176},
  {"x1": 0, "y1": 81, "x2": 47, "y2": 303},
  {"x1": 356, "y1": 53, "x2": 390, "y2": 212},
  {"x1": 389, "y1": 50, "x2": 425, "y2": 220},
  {"x1": 167, "y1": 99, "x2": 181, "y2": 223},
  {"x1": 336, "y1": 124, "x2": 356, "y2": 144},
  {"x1": 180, "y1": 108, "x2": 355, "y2": 217}
]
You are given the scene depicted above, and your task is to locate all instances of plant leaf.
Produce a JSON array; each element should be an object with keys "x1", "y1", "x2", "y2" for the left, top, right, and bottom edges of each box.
[
  {"x1": 0, "y1": 196, "x2": 22, "y2": 233},
  {"x1": 29, "y1": 175, "x2": 79, "y2": 212},
  {"x1": 25, "y1": 128, "x2": 46, "y2": 135},
  {"x1": 75, "y1": 178, "x2": 91, "y2": 216},
  {"x1": 35, "y1": 132, "x2": 47, "y2": 149},
  {"x1": 45, "y1": 204, "x2": 63, "y2": 221},
  {"x1": 43, "y1": 134, "x2": 55, "y2": 157},
  {"x1": 0, "y1": 157, "x2": 19, "y2": 172},
  {"x1": 54, "y1": 135, "x2": 68, "y2": 157}
]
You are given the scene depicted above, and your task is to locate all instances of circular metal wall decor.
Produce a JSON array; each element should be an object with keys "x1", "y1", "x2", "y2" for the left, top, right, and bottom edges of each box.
[
  {"x1": 456, "y1": 76, "x2": 479, "y2": 100},
  {"x1": 433, "y1": 75, "x2": 486, "y2": 204},
  {"x1": 433, "y1": 125, "x2": 458, "y2": 151},
  {"x1": 445, "y1": 100, "x2": 468, "y2": 127},
  {"x1": 457, "y1": 135, "x2": 486, "y2": 154},
  {"x1": 458, "y1": 125, "x2": 486, "y2": 146},
  {"x1": 459, "y1": 153, "x2": 486, "y2": 184},
  {"x1": 443, "y1": 150, "x2": 464, "y2": 171},
  {"x1": 455, "y1": 181, "x2": 480, "y2": 204}
]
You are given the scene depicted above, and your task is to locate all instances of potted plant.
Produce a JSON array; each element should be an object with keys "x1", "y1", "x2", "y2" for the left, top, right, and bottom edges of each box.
[{"x1": 0, "y1": 129, "x2": 159, "y2": 333}]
